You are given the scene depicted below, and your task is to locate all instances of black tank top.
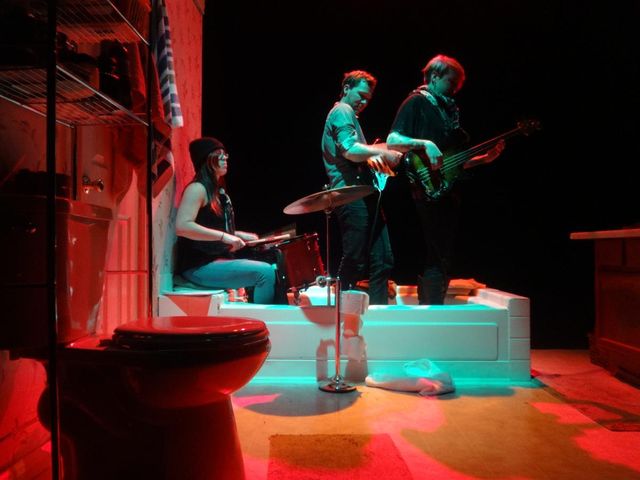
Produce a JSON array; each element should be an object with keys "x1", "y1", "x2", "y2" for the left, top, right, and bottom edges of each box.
[{"x1": 175, "y1": 191, "x2": 235, "y2": 274}]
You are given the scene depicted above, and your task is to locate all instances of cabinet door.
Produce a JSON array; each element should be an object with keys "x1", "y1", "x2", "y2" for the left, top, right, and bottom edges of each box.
[
  {"x1": 98, "y1": 166, "x2": 148, "y2": 335},
  {"x1": 592, "y1": 238, "x2": 640, "y2": 384}
]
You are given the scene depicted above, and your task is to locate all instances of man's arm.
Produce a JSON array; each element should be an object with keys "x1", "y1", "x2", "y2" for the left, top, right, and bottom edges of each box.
[
  {"x1": 343, "y1": 142, "x2": 401, "y2": 168},
  {"x1": 386, "y1": 131, "x2": 431, "y2": 153},
  {"x1": 331, "y1": 104, "x2": 401, "y2": 167},
  {"x1": 464, "y1": 139, "x2": 505, "y2": 169},
  {"x1": 387, "y1": 131, "x2": 443, "y2": 168}
]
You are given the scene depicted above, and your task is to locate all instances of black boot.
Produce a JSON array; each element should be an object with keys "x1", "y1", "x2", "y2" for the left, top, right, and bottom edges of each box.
[{"x1": 418, "y1": 267, "x2": 447, "y2": 305}]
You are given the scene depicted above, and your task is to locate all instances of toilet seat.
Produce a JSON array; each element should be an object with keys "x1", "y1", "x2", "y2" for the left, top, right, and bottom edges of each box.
[
  {"x1": 60, "y1": 316, "x2": 270, "y2": 369},
  {"x1": 112, "y1": 316, "x2": 269, "y2": 350},
  {"x1": 104, "y1": 316, "x2": 270, "y2": 367}
]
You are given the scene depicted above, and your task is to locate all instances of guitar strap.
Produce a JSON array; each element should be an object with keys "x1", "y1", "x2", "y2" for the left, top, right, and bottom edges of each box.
[{"x1": 415, "y1": 86, "x2": 461, "y2": 135}]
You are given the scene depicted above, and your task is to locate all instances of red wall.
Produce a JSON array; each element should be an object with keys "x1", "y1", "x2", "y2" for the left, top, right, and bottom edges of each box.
[{"x1": 166, "y1": 0, "x2": 204, "y2": 203}]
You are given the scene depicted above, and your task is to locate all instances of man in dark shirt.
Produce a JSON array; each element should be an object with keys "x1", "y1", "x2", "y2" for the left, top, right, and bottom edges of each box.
[{"x1": 387, "y1": 54, "x2": 504, "y2": 304}]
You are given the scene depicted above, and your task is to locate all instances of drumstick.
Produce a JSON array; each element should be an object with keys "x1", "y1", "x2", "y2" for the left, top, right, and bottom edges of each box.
[{"x1": 244, "y1": 233, "x2": 291, "y2": 247}]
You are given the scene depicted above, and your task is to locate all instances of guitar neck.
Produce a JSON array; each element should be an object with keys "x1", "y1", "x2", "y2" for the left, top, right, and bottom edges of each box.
[{"x1": 443, "y1": 127, "x2": 523, "y2": 171}]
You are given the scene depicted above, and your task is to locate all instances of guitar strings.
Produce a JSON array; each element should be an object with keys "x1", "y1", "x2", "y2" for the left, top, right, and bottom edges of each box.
[
  {"x1": 406, "y1": 120, "x2": 539, "y2": 197},
  {"x1": 439, "y1": 127, "x2": 523, "y2": 173}
]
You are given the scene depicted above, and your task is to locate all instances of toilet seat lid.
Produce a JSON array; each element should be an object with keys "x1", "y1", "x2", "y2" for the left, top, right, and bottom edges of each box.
[{"x1": 112, "y1": 316, "x2": 269, "y2": 350}]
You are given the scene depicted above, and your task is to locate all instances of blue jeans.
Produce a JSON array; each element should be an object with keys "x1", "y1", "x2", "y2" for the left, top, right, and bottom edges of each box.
[
  {"x1": 183, "y1": 258, "x2": 276, "y2": 304},
  {"x1": 335, "y1": 195, "x2": 393, "y2": 305}
]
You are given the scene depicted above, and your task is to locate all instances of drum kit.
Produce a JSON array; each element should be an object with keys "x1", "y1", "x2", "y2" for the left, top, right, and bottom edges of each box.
[{"x1": 282, "y1": 184, "x2": 376, "y2": 393}]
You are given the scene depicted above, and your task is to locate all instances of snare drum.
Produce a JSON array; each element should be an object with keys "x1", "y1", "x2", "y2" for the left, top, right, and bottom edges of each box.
[{"x1": 274, "y1": 233, "x2": 325, "y2": 290}]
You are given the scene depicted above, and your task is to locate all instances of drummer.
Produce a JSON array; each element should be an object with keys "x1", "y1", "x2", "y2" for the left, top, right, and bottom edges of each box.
[
  {"x1": 174, "y1": 137, "x2": 277, "y2": 304},
  {"x1": 321, "y1": 70, "x2": 402, "y2": 304}
]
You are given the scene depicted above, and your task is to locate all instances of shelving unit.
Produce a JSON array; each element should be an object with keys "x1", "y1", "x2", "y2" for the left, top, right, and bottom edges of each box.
[
  {"x1": 0, "y1": 2, "x2": 154, "y2": 477},
  {"x1": 0, "y1": 65, "x2": 147, "y2": 127},
  {"x1": 29, "y1": 0, "x2": 150, "y2": 45},
  {"x1": 52, "y1": 0, "x2": 150, "y2": 45},
  {"x1": 0, "y1": 0, "x2": 150, "y2": 127}
]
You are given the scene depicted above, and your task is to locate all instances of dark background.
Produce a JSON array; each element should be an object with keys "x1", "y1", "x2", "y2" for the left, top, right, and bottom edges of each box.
[{"x1": 201, "y1": 0, "x2": 639, "y2": 348}]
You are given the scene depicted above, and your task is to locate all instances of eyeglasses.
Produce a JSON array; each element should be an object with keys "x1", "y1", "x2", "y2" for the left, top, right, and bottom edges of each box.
[{"x1": 210, "y1": 150, "x2": 229, "y2": 162}]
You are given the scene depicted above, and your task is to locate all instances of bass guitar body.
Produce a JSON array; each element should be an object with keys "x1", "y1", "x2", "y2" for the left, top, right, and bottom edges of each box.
[
  {"x1": 404, "y1": 150, "x2": 462, "y2": 201},
  {"x1": 403, "y1": 118, "x2": 540, "y2": 201}
]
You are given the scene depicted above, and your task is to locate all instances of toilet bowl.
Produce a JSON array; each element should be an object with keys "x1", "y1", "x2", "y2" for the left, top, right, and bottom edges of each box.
[
  {"x1": 42, "y1": 315, "x2": 270, "y2": 480},
  {"x1": 2, "y1": 194, "x2": 270, "y2": 479}
]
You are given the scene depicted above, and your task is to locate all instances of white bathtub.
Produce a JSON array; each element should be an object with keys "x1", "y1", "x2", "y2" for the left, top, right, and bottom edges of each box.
[{"x1": 158, "y1": 287, "x2": 530, "y2": 384}]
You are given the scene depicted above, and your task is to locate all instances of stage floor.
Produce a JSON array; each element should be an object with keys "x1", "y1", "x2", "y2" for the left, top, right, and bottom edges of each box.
[{"x1": 234, "y1": 349, "x2": 640, "y2": 480}]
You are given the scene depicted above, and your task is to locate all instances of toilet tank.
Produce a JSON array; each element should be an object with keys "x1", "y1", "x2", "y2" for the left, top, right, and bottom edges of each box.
[{"x1": 0, "y1": 194, "x2": 112, "y2": 351}]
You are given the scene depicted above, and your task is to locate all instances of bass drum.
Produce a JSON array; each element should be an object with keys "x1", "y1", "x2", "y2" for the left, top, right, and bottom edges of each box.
[{"x1": 274, "y1": 233, "x2": 325, "y2": 290}]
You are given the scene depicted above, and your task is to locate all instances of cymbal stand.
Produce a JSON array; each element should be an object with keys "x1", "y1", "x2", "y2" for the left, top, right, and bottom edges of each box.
[
  {"x1": 324, "y1": 207, "x2": 332, "y2": 307},
  {"x1": 318, "y1": 206, "x2": 356, "y2": 393}
]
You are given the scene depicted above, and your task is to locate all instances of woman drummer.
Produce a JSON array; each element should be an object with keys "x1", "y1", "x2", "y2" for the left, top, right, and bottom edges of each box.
[{"x1": 175, "y1": 137, "x2": 277, "y2": 304}]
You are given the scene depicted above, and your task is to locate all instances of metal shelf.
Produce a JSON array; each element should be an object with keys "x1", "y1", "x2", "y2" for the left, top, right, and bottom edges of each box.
[
  {"x1": 31, "y1": 0, "x2": 150, "y2": 46},
  {"x1": 0, "y1": 0, "x2": 150, "y2": 126},
  {"x1": 0, "y1": 65, "x2": 148, "y2": 127}
]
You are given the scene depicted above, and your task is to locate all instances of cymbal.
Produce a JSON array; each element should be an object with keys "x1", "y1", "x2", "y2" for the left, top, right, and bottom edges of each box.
[{"x1": 284, "y1": 185, "x2": 375, "y2": 215}]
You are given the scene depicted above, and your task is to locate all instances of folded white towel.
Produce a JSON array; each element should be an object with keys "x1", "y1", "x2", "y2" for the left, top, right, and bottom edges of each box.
[{"x1": 365, "y1": 359, "x2": 455, "y2": 396}]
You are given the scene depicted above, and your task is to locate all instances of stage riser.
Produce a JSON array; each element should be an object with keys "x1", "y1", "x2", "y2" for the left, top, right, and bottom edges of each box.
[
  {"x1": 217, "y1": 306, "x2": 506, "y2": 360},
  {"x1": 157, "y1": 288, "x2": 531, "y2": 382}
]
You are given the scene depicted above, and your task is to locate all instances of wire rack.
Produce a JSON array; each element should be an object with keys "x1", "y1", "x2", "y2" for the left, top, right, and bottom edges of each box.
[
  {"x1": 0, "y1": 66, "x2": 148, "y2": 127},
  {"x1": 31, "y1": 0, "x2": 150, "y2": 45},
  {"x1": 0, "y1": 0, "x2": 150, "y2": 126}
]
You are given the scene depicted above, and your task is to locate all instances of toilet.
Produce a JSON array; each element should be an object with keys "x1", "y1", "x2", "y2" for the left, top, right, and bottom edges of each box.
[
  {"x1": 46, "y1": 315, "x2": 270, "y2": 480},
  {"x1": 2, "y1": 194, "x2": 270, "y2": 480}
]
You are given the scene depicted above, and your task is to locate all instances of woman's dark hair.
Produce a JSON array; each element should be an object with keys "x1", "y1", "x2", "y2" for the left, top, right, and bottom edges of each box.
[{"x1": 192, "y1": 152, "x2": 226, "y2": 216}]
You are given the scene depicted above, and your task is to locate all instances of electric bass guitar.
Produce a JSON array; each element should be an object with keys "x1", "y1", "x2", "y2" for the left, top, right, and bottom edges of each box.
[{"x1": 404, "y1": 118, "x2": 540, "y2": 201}]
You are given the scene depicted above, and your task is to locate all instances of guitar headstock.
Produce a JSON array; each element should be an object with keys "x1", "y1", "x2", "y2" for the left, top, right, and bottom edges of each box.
[{"x1": 517, "y1": 118, "x2": 542, "y2": 136}]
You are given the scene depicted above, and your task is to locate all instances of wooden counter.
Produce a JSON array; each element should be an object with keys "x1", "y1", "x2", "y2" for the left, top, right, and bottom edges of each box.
[{"x1": 571, "y1": 228, "x2": 640, "y2": 385}]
